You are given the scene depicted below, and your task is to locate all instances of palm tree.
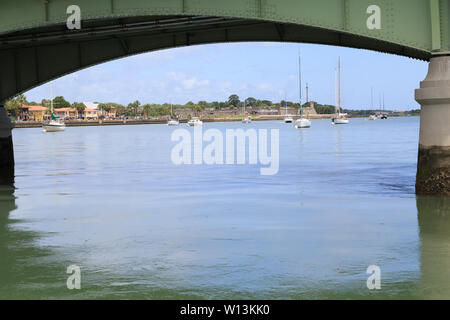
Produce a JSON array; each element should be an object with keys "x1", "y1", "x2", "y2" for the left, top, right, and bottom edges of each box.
[
  {"x1": 72, "y1": 102, "x2": 86, "y2": 118},
  {"x1": 193, "y1": 104, "x2": 202, "y2": 117}
]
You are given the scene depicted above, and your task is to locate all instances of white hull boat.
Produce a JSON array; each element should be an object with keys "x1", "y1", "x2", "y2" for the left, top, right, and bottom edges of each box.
[
  {"x1": 332, "y1": 58, "x2": 349, "y2": 125},
  {"x1": 294, "y1": 51, "x2": 311, "y2": 129},
  {"x1": 187, "y1": 118, "x2": 203, "y2": 126},
  {"x1": 167, "y1": 103, "x2": 179, "y2": 126},
  {"x1": 294, "y1": 118, "x2": 311, "y2": 129},
  {"x1": 43, "y1": 121, "x2": 66, "y2": 132},
  {"x1": 284, "y1": 116, "x2": 294, "y2": 123},
  {"x1": 332, "y1": 114, "x2": 350, "y2": 125},
  {"x1": 43, "y1": 81, "x2": 66, "y2": 132},
  {"x1": 167, "y1": 119, "x2": 179, "y2": 126},
  {"x1": 242, "y1": 100, "x2": 252, "y2": 124}
]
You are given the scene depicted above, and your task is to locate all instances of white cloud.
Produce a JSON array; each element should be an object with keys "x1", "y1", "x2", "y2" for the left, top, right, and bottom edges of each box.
[
  {"x1": 167, "y1": 72, "x2": 210, "y2": 90},
  {"x1": 22, "y1": 42, "x2": 426, "y2": 109}
]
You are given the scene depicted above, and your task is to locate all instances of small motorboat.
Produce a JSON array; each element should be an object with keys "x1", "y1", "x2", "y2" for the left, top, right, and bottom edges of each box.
[
  {"x1": 187, "y1": 117, "x2": 203, "y2": 126},
  {"x1": 242, "y1": 116, "x2": 252, "y2": 124},
  {"x1": 167, "y1": 119, "x2": 179, "y2": 126},
  {"x1": 284, "y1": 115, "x2": 294, "y2": 123}
]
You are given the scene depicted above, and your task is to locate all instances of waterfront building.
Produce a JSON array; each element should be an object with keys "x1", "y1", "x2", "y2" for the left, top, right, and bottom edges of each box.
[
  {"x1": 53, "y1": 107, "x2": 77, "y2": 119},
  {"x1": 83, "y1": 102, "x2": 116, "y2": 119},
  {"x1": 103, "y1": 106, "x2": 117, "y2": 119},
  {"x1": 84, "y1": 108, "x2": 99, "y2": 120},
  {"x1": 20, "y1": 105, "x2": 48, "y2": 121}
]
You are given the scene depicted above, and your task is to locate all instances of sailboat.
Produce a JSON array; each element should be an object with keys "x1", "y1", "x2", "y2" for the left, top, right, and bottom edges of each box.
[
  {"x1": 283, "y1": 100, "x2": 293, "y2": 123},
  {"x1": 242, "y1": 99, "x2": 252, "y2": 124},
  {"x1": 167, "y1": 103, "x2": 179, "y2": 126},
  {"x1": 332, "y1": 57, "x2": 349, "y2": 125},
  {"x1": 369, "y1": 88, "x2": 378, "y2": 120},
  {"x1": 380, "y1": 93, "x2": 388, "y2": 119},
  {"x1": 294, "y1": 51, "x2": 311, "y2": 129},
  {"x1": 42, "y1": 81, "x2": 66, "y2": 132}
]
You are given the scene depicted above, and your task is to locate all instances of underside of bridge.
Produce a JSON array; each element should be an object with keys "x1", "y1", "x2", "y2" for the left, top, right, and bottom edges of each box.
[{"x1": 0, "y1": 15, "x2": 431, "y2": 103}]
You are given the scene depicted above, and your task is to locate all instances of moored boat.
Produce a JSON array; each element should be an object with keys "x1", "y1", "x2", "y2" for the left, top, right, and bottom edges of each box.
[
  {"x1": 294, "y1": 50, "x2": 311, "y2": 129},
  {"x1": 294, "y1": 118, "x2": 311, "y2": 128},
  {"x1": 43, "y1": 81, "x2": 65, "y2": 132},
  {"x1": 43, "y1": 117, "x2": 66, "y2": 132},
  {"x1": 332, "y1": 114, "x2": 350, "y2": 125},
  {"x1": 242, "y1": 100, "x2": 252, "y2": 124},
  {"x1": 187, "y1": 117, "x2": 203, "y2": 126},
  {"x1": 284, "y1": 116, "x2": 294, "y2": 123},
  {"x1": 167, "y1": 119, "x2": 179, "y2": 126},
  {"x1": 167, "y1": 103, "x2": 179, "y2": 126},
  {"x1": 332, "y1": 57, "x2": 349, "y2": 125},
  {"x1": 242, "y1": 116, "x2": 252, "y2": 124}
]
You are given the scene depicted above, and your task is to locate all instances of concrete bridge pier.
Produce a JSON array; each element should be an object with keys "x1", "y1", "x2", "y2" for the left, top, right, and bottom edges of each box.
[
  {"x1": 415, "y1": 56, "x2": 450, "y2": 195},
  {"x1": 0, "y1": 105, "x2": 14, "y2": 184}
]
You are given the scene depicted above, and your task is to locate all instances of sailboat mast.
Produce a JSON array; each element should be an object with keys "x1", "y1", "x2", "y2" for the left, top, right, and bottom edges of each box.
[
  {"x1": 371, "y1": 87, "x2": 374, "y2": 110},
  {"x1": 50, "y1": 81, "x2": 53, "y2": 114},
  {"x1": 334, "y1": 69, "x2": 337, "y2": 111},
  {"x1": 299, "y1": 50, "x2": 303, "y2": 117},
  {"x1": 338, "y1": 57, "x2": 341, "y2": 115}
]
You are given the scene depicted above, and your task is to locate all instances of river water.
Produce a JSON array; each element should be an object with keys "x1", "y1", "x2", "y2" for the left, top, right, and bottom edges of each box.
[{"x1": 0, "y1": 117, "x2": 449, "y2": 299}]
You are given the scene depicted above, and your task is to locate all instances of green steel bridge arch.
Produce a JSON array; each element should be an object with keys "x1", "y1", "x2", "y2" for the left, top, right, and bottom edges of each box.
[{"x1": 0, "y1": 0, "x2": 447, "y2": 102}]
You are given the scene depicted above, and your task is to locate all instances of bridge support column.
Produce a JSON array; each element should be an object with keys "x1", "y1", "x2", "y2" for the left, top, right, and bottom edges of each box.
[
  {"x1": 415, "y1": 56, "x2": 450, "y2": 195},
  {"x1": 0, "y1": 105, "x2": 14, "y2": 184}
]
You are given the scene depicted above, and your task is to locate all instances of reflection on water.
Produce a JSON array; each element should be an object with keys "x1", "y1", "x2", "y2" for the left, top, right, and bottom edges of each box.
[
  {"x1": 1, "y1": 118, "x2": 449, "y2": 299},
  {"x1": 0, "y1": 185, "x2": 17, "y2": 293},
  {"x1": 0, "y1": 185, "x2": 76, "y2": 299},
  {"x1": 334, "y1": 125, "x2": 343, "y2": 155},
  {"x1": 2, "y1": 187, "x2": 450, "y2": 299},
  {"x1": 417, "y1": 196, "x2": 450, "y2": 299}
]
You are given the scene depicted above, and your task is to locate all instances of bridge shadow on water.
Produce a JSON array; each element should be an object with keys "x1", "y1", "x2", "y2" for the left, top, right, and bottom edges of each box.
[
  {"x1": 416, "y1": 196, "x2": 450, "y2": 299},
  {"x1": 0, "y1": 183, "x2": 75, "y2": 299}
]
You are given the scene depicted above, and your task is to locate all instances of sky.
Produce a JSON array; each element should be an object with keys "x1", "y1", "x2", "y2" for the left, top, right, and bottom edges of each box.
[{"x1": 24, "y1": 42, "x2": 429, "y2": 110}]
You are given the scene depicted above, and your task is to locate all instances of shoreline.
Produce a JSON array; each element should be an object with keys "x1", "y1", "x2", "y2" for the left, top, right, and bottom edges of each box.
[
  {"x1": 12, "y1": 115, "x2": 333, "y2": 128},
  {"x1": 12, "y1": 114, "x2": 417, "y2": 129}
]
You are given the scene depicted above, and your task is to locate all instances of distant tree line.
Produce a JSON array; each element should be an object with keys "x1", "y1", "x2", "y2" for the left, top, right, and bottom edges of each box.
[{"x1": 3, "y1": 93, "x2": 419, "y2": 118}]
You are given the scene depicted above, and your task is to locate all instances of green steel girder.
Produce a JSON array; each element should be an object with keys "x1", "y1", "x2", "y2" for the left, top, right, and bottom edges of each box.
[{"x1": 0, "y1": 0, "x2": 447, "y2": 102}]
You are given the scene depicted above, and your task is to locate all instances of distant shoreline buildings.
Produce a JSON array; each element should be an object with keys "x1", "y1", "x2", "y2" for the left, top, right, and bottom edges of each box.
[
  {"x1": 6, "y1": 93, "x2": 419, "y2": 123},
  {"x1": 18, "y1": 102, "x2": 117, "y2": 121}
]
